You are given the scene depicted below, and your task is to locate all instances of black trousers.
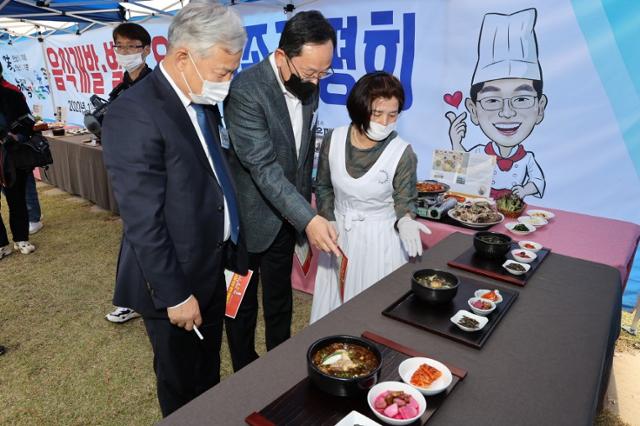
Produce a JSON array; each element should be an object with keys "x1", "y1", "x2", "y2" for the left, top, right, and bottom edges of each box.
[
  {"x1": 143, "y1": 278, "x2": 226, "y2": 417},
  {"x1": 0, "y1": 168, "x2": 29, "y2": 246},
  {"x1": 225, "y1": 224, "x2": 295, "y2": 372}
]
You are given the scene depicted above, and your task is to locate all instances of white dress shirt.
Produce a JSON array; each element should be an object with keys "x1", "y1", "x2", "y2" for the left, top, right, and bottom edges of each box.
[
  {"x1": 269, "y1": 53, "x2": 303, "y2": 158},
  {"x1": 159, "y1": 61, "x2": 230, "y2": 309}
]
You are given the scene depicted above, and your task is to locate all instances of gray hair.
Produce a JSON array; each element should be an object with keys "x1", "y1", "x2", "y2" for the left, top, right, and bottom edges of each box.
[{"x1": 168, "y1": 1, "x2": 247, "y2": 57}]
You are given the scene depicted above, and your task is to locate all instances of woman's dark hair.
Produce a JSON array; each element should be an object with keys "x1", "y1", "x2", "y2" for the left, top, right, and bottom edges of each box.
[
  {"x1": 112, "y1": 23, "x2": 151, "y2": 47},
  {"x1": 347, "y1": 71, "x2": 405, "y2": 133},
  {"x1": 278, "y1": 11, "x2": 336, "y2": 58},
  {"x1": 470, "y1": 79, "x2": 543, "y2": 102}
]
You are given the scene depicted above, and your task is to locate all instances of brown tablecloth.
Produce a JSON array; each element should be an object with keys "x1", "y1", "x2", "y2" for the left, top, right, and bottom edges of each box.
[
  {"x1": 40, "y1": 134, "x2": 118, "y2": 214},
  {"x1": 160, "y1": 232, "x2": 621, "y2": 426}
]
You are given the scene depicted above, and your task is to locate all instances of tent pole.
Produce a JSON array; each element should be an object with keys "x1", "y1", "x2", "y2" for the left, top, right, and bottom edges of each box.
[{"x1": 39, "y1": 38, "x2": 58, "y2": 122}]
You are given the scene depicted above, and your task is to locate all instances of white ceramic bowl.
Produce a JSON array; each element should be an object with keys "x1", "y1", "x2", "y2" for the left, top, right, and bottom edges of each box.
[
  {"x1": 505, "y1": 221, "x2": 536, "y2": 235},
  {"x1": 518, "y1": 240, "x2": 542, "y2": 252},
  {"x1": 474, "y1": 289, "x2": 503, "y2": 304},
  {"x1": 502, "y1": 259, "x2": 531, "y2": 276},
  {"x1": 467, "y1": 297, "x2": 497, "y2": 316},
  {"x1": 367, "y1": 381, "x2": 427, "y2": 425},
  {"x1": 398, "y1": 357, "x2": 453, "y2": 396},
  {"x1": 527, "y1": 209, "x2": 556, "y2": 220},
  {"x1": 518, "y1": 215, "x2": 548, "y2": 227},
  {"x1": 511, "y1": 248, "x2": 537, "y2": 264},
  {"x1": 450, "y1": 309, "x2": 489, "y2": 332}
]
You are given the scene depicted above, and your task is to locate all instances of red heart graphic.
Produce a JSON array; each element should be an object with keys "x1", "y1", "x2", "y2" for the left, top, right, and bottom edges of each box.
[{"x1": 443, "y1": 91, "x2": 463, "y2": 108}]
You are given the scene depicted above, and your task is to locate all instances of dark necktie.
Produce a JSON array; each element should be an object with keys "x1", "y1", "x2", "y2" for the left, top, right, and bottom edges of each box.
[{"x1": 191, "y1": 104, "x2": 240, "y2": 244}]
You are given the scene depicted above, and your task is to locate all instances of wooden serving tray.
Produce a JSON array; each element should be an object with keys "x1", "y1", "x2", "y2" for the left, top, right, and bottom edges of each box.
[
  {"x1": 382, "y1": 277, "x2": 518, "y2": 349},
  {"x1": 245, "y1": 331, "x2": 467, "y2": 426},
  {"x1": 447, "y1": 243, "x2": 551, "y2": 286}
]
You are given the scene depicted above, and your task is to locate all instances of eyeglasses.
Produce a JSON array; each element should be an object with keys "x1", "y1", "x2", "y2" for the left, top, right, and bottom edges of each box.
[
  {"x1": 114, "y1": 44, "x2": 145, "y2": 54},
  {"x1": 478, "y1": 95, "x2": 537, "y2": 111},
  {"x1": 285, "y1": 55, "x2": 334, "y2": 83}
]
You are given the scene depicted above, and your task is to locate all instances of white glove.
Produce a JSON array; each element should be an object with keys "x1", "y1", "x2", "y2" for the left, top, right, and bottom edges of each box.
[{"x1": 397, "y1": 216, "x2": 431, "y2": 257}]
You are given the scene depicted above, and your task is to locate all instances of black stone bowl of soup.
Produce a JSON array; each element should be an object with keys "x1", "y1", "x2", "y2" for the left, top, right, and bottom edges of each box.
[
  {"x1": 411, "y1": 269, "x2": 459, "y2": 304},
  {"x1": 473, "y1": 231, "x2": 513, "y2": 260},
  {"x1": 307, "y1": 335, "x2": 382, "y2": 397}
]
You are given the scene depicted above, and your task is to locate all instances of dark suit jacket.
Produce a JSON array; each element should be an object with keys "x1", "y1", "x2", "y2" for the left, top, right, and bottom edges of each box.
[
  {"x1": 102, "y1": 68, "x2": 247, "y2": 318},
  {"x1": 224, "y1": 56, "x2": 318, "y2": 253}
]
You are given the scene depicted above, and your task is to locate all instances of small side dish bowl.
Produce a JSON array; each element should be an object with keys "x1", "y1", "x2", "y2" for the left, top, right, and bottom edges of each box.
[
  {"x1": 474, "y1": 289, "x2": 504, "y2": 304},
  {"x1": 502, "y1": 259, "x2": 531, "y2": 276},
  {"x1": 367, "y1": 381, "x2": 427, "y2": 425},
  {"x1": 518, "y1": 240, "x2": 542, "y2": 252},
  {"x1": 511, "y1": 249, "x2": 537, "y2": 264},
  {"x1": 450, "y1": 310, "x2": 488, "y2": 332},
  {"x1": 398, "y1": 357, "x2": 453, "y2": 396},
  {"x1": 505, "y1": 221, "x2": 536, "y2": 235},
  {"x1": 518, "y1": 215, "x2": 548, "y2": 227},
  {"x1": 467, "y1": 297, "x2": 497, "y2": 316}
]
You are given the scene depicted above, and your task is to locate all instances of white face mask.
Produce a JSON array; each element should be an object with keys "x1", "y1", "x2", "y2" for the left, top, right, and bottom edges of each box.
[
  {"x1": 115, "y1": 52, "x2": 144, "y2": 73},
  {"x1": 366, "y1": 120, "x2": 397, "y2": 141},
  {"x1": 182, "y1": 51, "x2": 231, "y2": 105}
]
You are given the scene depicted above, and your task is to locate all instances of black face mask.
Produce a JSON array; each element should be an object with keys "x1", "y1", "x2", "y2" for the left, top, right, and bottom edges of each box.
[{"x1": 284, "y1": 72, "x2": 317, "y2": 101}]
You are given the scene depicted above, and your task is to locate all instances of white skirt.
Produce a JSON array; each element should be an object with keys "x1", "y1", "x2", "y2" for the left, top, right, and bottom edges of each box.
[{"x1": 310, "y1": 214, "x2": 408, "y2": 323}]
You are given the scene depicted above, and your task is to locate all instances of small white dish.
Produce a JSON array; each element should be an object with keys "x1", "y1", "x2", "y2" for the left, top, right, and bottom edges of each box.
[
  {"x1": 474, "y1": 289, "x2": 503, "y2": 304},
  {"x1": 398, "y1": 357, "x2": 453, "y2": 396},
  {"x1": 518, "y1": 215, "x2": 548, "y2": 227},
  {"x1": 511, "y1": 248, "x2": 537, "y2": 264},
  {"x1": 518, "y1": 240, "x2": 542, "y2": 253},
  {"x1": 467, "y1": 297, "x2": 497, "y2": 316},
  {"x1": 450, "y1": 309, "x2": 488, "y2": 332},
  {"x1": 502, "y1": 259, "x2": 531, "y2": 276},
  {"x1": 367, "y1": 381, "x2": 427, "y2": 425},
  {"x1": 335, "y1": 410, "x2": 382, "y2": 426},
  {"x1": 527, "y1": 209, "x2": 556, "y2": 220},
  {"x1": 505, "y1": 221, "x2": 536, "y2": 235}
]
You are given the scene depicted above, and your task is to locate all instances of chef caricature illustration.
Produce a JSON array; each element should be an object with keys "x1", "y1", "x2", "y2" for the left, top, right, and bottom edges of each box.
[{"x1": 446, "y1": 8, "x2": 547, "y2": 200}]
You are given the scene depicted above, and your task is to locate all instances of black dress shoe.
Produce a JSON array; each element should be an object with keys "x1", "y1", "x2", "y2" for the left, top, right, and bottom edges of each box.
[{"x1": 0, "y1": 345, "x2": 5, "y2": 356}]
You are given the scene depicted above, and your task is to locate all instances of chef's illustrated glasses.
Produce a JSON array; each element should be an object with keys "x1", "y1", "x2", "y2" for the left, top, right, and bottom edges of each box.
[
  {"x1": 285, "y1": 55, "x2": 334, "y2": 83},
  {"x1": 478, "y1": 95, "x2": 537, "y2": 111}
]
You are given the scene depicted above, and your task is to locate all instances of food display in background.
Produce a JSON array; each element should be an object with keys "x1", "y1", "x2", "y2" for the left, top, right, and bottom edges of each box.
[
  {"x1": 416, "y1": 180, "x2": 449, "y2": 195},
  {"x1": 307, "y1": 335, "x2": 382, "y2": 397},
  {"x1": 518, "y1": 215, "x2": 548, "y2": 228},
  {"x1": 411, "y1": 269, "x2": 459, "y2": 304},
  {"x1": 496, "y1": 193, "x2": 527, "y2": 218},
  {"x1": 448, "y1": 201, "x2": 504, "y2": 228},
  {"x1": 502, "y1": 260, "x2": 531, "y2": 276},
  {"x1": 505, "y1": 221, "x2": 536, "y2": 235},
  {"x1": 527, "y1": 209, "x2": 556, "y2": 221}
]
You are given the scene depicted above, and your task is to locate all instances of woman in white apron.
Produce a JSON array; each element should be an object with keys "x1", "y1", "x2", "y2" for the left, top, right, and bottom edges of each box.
[{"x1": 310, "y1": 72, "x2": 430, "y2": 323}]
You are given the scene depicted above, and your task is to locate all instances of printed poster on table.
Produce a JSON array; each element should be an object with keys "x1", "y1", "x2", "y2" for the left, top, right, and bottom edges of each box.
[{"x1": 430, "y1": 149, "x2": 495, "y2": 198}]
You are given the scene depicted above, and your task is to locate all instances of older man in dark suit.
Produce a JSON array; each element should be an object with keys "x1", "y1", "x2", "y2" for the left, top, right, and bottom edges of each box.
[
  {"x1": 224, "y1": 11, "x2": 338, "y2": 371},
  {"x1": 102, "y1": 2, "x2": 247, "y2": 417}
]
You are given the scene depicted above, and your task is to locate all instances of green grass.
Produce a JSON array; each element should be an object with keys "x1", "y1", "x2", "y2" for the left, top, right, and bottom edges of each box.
[{"x1": 0, "y1": 183, "x2": 633, "y2": 425}]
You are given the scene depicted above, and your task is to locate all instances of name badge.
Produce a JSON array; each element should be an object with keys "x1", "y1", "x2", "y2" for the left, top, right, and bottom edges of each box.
[{"x1": 219, "y1": 125, "x2": 230, "y2": 149}]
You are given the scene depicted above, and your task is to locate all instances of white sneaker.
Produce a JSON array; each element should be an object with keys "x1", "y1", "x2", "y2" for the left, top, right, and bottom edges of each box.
[
  {"x1": 0, "y1": 245, "x2": 12, "y2": 260},
  {"x1": 29, "y1": 221, "x2": 43, "y2": 235},
  {"x1": 105, "y1": 307, "x2": 141, "y2": 323},
  {"x1": 13, "y1": 241, "x2": 36, "y2": 254}
]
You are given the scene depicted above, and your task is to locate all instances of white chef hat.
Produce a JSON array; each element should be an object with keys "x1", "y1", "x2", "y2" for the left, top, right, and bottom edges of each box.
[{"x1": 471, "y1": 8, "x2": 542, "y2": 85}]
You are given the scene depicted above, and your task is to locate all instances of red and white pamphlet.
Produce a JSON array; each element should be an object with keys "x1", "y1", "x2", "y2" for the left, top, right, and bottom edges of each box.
[
  {"x1": 294, "y1": 240, "x2": 313, "y2": 276},
  {"x1": 336, "y1": 246, "x2": 348, "y2": 303},
  {"x1": 225, "y1": 269, "x2": 253, "y2": 319}
]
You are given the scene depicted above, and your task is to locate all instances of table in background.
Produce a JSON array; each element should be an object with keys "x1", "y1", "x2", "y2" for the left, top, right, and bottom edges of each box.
[
  {"x1": 40, "y1": 134, "x2": 118, "y2": 214},
  {"x1": 293, "y1": 206, "x2": 640, "y2": 293},
  {"x1": 162, "y1": 233, "x2": 622, "y2": 426}
]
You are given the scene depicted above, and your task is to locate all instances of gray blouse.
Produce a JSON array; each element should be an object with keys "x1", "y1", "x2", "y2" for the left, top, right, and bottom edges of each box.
[{"x1": 315, "y1": 125, "x2": 418, "y2": 221}]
